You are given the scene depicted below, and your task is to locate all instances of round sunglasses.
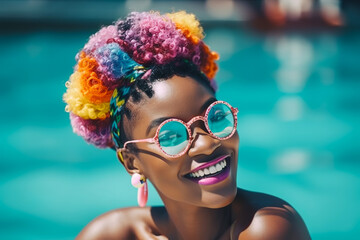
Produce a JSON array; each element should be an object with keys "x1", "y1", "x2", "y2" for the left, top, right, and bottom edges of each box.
[{"x1": 123, "y1": 101, "x2": 238, "y2": 158}]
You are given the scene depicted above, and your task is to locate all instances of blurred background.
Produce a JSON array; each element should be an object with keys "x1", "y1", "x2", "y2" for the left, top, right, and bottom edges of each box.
[{"x1": 0, "y1": 0, "x2": 359, "y2": 239}]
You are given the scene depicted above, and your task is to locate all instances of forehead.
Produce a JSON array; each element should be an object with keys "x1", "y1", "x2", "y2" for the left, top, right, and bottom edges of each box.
[{"x1": 131, "y1": 75, "x2": 214, "y2": 137}]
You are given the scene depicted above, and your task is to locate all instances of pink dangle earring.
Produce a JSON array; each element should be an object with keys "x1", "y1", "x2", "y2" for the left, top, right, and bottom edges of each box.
[{"x1": 131, "y1": 173, "x2": 148, "y2": 207}]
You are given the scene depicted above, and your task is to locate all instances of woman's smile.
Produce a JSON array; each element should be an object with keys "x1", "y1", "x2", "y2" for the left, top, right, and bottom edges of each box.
[{"x1": 184, "y1": 154, "x2": 232, "y2": 185}]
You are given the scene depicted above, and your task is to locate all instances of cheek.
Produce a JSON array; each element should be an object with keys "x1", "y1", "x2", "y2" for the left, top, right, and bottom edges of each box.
[
  {"x1": 139, "y1": 154, "x2": 178, "y2": 186},
  {"x1": 226, "y1": 131, "x2": 240, "y2": 152},
  {"x1": 144, "y1": 161, "x2": 187, "y2": 199},
  {"x1": 139, "y1": 154, "x2": 200, "y2": 201}
]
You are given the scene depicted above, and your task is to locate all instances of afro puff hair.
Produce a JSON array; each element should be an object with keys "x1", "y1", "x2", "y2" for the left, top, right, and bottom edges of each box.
[{"x1": 63, "y1": 11, "x2": 219, "y2": 149}]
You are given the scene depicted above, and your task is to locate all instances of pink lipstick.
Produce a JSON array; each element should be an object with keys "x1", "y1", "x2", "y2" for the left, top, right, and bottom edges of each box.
[{"x1": 186, "y1": 155, "x2": 231, "y2": 185}]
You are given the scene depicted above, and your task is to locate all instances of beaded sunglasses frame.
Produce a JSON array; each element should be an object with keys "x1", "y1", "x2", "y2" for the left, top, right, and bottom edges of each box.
[{"x1": 122, "y1": 101, "x2": 238, "y2": 158}]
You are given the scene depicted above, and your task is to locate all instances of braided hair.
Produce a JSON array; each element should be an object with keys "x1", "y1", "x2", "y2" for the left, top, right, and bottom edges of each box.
[{"x1": 63, "y1": 11, "x2": 219, "y2": 149}]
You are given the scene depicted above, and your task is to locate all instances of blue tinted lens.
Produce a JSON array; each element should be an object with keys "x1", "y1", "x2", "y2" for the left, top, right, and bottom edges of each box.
[
  {"x1": 207, "y1": 103, "x2": 234, "y2": 138},
  {"x1": 158, "y1": 121, "x2": 189, "y2": 156}
]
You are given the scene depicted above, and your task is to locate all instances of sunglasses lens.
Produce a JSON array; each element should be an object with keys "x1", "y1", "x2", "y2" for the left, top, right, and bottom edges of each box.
[
  {"x1": 158, "y1": 121, "x2": 189, "y2": 156},
  {"x1": 208, "y1": 103, "x2": 235, "y2": 138}
]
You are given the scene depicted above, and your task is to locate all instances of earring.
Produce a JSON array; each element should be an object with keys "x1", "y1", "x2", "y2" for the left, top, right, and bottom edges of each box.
[{"x1": 131, "y1": 173, "x2": 148, "y2": 207}]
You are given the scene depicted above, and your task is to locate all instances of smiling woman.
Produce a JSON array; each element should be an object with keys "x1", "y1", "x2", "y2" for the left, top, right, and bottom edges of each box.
[{"x1": 63, "y1": 11, "x2": 311, "y2": 240}]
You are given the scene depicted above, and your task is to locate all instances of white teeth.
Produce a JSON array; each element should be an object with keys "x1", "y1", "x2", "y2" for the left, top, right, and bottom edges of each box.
[
  {"x1": 188, "y1": 159, "x2": 228, "y2": 178},
  {"x1": 216, "y1": 163, "x2": 222, "y2": 171},
  {"x1": 221, "y1": 161, "x2": 226, "y2": 168}
]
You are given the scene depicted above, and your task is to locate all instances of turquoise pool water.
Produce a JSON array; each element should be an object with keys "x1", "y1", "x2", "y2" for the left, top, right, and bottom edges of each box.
[{"x1": 0, "y1": 27, "x2": 359, "y2": 239}]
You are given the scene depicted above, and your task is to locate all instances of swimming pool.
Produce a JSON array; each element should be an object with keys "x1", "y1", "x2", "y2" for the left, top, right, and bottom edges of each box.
[{"x1": 0, "y1": 27, "x2": 359, "y2": 239}]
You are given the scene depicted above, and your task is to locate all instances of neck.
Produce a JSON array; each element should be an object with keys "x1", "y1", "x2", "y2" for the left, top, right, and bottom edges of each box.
[{"x1": 160, "y1": 194, "x2": 233, "y2": 240}]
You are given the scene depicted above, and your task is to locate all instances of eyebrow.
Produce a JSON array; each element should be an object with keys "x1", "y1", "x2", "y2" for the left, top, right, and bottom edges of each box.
[{"x1": 145, "y1": 97, "x2": 217, "y2": 136}]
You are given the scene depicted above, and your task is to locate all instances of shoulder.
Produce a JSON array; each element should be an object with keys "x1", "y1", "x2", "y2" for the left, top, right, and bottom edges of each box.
[
  {"x1": 75, "y1": 207, "x2": 165, "y2": 240},
  {"x1": 232, "y1": 189, "x2": 311, "y2": 240}
]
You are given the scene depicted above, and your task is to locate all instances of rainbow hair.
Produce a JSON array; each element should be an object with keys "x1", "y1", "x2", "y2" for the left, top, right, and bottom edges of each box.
[{"x1": 63, "y1": 11, "x2": 219, "y2": 149}]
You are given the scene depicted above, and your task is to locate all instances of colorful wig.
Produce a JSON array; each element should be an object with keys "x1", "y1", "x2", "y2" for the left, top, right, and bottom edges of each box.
[{"x1": 63, "y1": 11, "x2": 219, "y2": 149}]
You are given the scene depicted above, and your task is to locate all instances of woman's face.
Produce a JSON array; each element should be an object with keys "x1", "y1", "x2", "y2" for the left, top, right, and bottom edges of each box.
[{"x1": 123, "y1": 75, "x2": 239, "y2": 208}]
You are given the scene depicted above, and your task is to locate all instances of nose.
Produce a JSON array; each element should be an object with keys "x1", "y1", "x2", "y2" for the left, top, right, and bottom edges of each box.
[{"x1": 187, "y1": 126, "x2": 221, "y2": 157}]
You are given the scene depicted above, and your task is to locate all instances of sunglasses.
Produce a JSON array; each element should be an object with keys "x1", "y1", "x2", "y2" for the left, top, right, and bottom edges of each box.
[{"x1": 123, "y1": 101, "x2": 238, "y2": 158}]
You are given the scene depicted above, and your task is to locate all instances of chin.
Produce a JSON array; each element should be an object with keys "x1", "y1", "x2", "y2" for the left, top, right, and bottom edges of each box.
[
  {"x1": 201, "y1": 176, "x2": 238, "y2": 209},
  {"x1": 200, "y1": 153, "x2": 238, "y2": 209}
]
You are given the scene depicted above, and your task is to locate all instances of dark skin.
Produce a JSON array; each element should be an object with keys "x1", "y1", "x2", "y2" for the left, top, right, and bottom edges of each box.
[{"x1": 76, "y1": 76, "x2": 311, "y2": 240}]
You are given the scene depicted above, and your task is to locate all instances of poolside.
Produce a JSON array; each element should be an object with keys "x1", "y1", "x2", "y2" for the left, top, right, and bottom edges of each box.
[{"x1": 0, "y1": 26, "x2": 359, "y2": 239}]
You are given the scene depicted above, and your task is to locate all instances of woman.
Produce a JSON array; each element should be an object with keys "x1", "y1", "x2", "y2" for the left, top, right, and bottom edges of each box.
[{"x1": 64, "y1": 11, "x2": 311, "y2": 240}]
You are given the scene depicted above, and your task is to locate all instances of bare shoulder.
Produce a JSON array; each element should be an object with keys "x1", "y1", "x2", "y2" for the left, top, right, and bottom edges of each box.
[
  {"x1": 75, "y1": 207, "x2": 167, "y2": 240},
  {"x1": 233, "y1": 189, "x2": 311, "y2": 240},
  {"x1": 75, "y1": 207, "x2": 138, "y2": 240}
]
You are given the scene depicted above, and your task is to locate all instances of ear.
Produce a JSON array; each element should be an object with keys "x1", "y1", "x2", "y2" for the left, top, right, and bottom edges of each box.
[{"x1": 116, "y1": 148, "x2": 142, "y2": 175}]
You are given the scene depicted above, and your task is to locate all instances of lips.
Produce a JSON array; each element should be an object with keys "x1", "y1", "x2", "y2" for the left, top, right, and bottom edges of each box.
[{"x1": 184, "y1": 155, "x2": 231, "y2": 185}]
